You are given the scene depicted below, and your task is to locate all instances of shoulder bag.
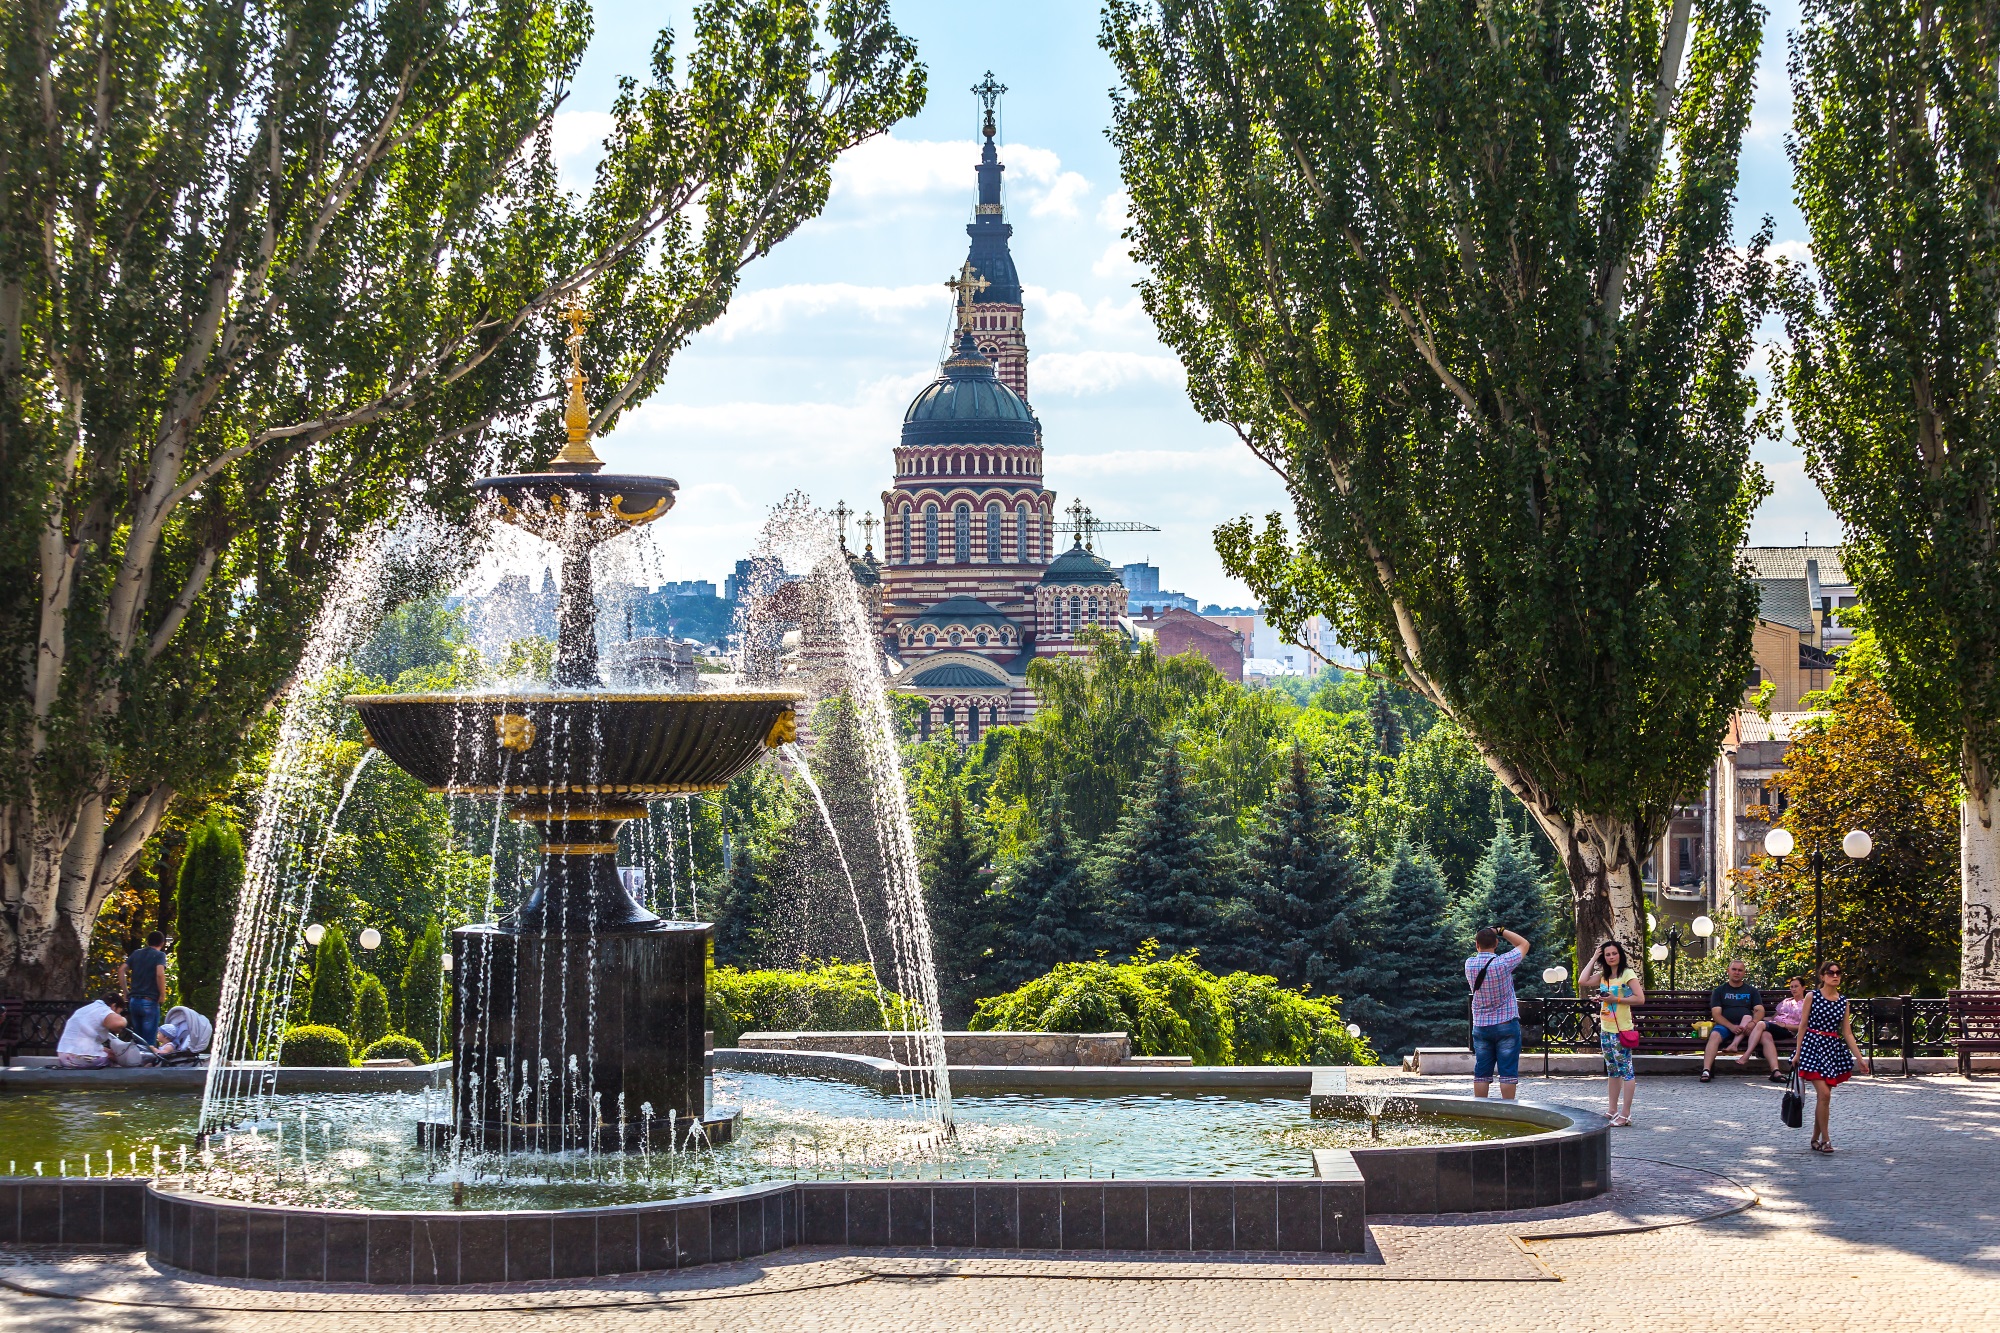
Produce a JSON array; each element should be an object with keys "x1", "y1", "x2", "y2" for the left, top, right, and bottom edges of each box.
[{"x1": 1780, "y1": 1069, "x2": 1805, "y2": 1128}]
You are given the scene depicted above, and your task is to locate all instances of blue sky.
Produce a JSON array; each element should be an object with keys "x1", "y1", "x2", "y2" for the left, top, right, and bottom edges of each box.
[{"x1": 570, "y1": 0, "x2": 1833, "y2": 603}]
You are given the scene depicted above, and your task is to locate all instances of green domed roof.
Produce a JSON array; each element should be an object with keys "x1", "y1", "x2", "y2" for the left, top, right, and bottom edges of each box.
[
  {"x1": 910, "y1": 661, "x2": 1010, "y2": 688},
  {"x1": 911, "y1": 594, "x2": 1015, "y2": 626},
  {"x1": 902, "y1": 332, "x2": 1037, "y2": 445},
  {"x1": 1040, "y1": 543, "x2": 1122, "y2": 587}
]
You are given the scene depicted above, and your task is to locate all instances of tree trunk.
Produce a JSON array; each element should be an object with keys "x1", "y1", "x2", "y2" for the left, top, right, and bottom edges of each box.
[
  {"x1": 1553, "y1": 813, "x2": 1647, "y2": 969},
  {"x1": 0, "y1": 791, "x2": 168, "y2": 1000},
  {"x1": 1964, "y1": 748, "x2": 2000, "y2": 989}
]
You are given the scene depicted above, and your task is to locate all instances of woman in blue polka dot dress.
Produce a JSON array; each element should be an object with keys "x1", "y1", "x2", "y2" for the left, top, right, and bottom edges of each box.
[{"x1": 1793, "y1": 959, "x2": 1867, "y2": 1153}]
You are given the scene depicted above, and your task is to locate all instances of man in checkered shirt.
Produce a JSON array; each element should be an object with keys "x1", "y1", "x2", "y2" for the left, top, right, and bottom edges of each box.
[{"x1": 1465, "y1": 926, "x2": 1531, "y2": 1099}]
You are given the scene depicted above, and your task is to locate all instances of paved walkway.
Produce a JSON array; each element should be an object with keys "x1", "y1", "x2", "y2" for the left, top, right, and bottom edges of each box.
[{"x1": 3, "y1": 1070, "x2": 1995, "y2": 1331}]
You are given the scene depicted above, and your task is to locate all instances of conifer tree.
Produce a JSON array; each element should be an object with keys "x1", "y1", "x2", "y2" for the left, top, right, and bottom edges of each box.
[
  {"x1": 1368, "y1": 684, "x2": 1406, "y2": 758},
  {"x1": 174, "y1": 813, "x2": 244, "y2": 1018},
  {"x1": 305, "y1": 926, "x2": 358, "y2": 1033},
  {"x1": 351, "y1": 974, "x2": 392, "y2": 1050},
  {"x1": 1341, "y1": 842, "x2": 1466, "y2": 1057},
  {"x1": 1237, "y1": 747, "x2": 1370, "y2": 990},
  {"x1": 711, "y1": 846, "x2": 770, "y2": 968},
  {"x1": 1450, "y1": 826, "x2": 1555, "y2": 997},
  {"x1": 399, "y1": 920, "x2": 448, "y2": 1055},
  {"x1": 923, "y1": 789, "x2": 992, "y2": 1023},
  {"x1": 1098, "y1": 746, "x2": 1227, "y2": 958}
]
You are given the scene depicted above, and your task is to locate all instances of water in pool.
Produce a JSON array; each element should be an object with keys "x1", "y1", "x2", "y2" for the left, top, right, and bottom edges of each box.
[{"x1": 0, "y1": 1073, "x2": 1533, "y2": 1210}]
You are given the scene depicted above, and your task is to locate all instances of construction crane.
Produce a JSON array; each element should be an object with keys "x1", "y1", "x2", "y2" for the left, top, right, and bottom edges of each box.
[{"x1": 1052, "y1": 500, "x2": 1159, "y2": 550}]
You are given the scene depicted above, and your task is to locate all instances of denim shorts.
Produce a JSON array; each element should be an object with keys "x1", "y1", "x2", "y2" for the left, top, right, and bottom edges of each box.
[
  {"x1": 1600, "y1": 1031, "x2": 1636, "y2": 1080},
  {"x1": 1472, "y1": 1019, "x2": 1522, "y2": 1084}
]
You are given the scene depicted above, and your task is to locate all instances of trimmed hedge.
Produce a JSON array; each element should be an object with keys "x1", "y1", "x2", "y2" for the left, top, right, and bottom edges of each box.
[
  {"x1": 359, "y1": 1034, "x2": 431, "y2": 1064},
  {"x1": 352, "y1": 974, "x2": 392, "y2": 1049},
  {"x1": 707, "y1": 961, "x2": 918, "y2": 1046},
  {"x1": 970, "y1": 944, "x2": 1376, "y2": 1067},
  {"x1": 279, "y1": 1025, "x2": 354, "y2": 1068}
]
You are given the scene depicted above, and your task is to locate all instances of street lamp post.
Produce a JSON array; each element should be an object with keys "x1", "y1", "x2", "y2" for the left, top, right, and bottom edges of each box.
[{"x1": 1762, "y1": 827, "x2": 1872, "y2": 972}]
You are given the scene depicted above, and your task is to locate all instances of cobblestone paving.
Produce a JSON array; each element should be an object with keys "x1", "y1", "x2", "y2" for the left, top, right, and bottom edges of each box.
[{"x1": 2, "y1": 1072, "x2": 1993, "y2": 1331}]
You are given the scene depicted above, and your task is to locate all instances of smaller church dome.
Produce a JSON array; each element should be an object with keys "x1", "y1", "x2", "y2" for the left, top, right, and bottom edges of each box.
[
  {"x1": 915, "y1": 594, "x2": 1015, "y2": 626},
  {"x1": 1040, "y1": 543, "x2": 1122, "y2": 587},
  {"x1": 902, "y1": 332, "x2": 1038, "y2": 445}
]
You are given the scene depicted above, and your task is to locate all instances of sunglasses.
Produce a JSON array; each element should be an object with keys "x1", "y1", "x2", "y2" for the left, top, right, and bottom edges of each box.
[{"x1": 1822, "y1": 968, "x2": 1842, "y2": 976}]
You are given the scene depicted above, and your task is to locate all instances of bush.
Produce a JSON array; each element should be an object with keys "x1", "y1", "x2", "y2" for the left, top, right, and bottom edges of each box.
[
  {"x1": 279, "y1": 1025, "x2": 354, "y2": 1067},
  {"x1": 359, "y1": 1034, "x2": 431, "y2": 1064},
  {"x1": 400, "y1": 920, "x2": 448, "y2": 1055},
  {"x1": 351, "y1": 973, "x2": 391, "y2": 1050},
  {"x1": 306, "y1": 925, "x2": 356, "y2": 1029},
  {"x1": 175, "y1": 813, "x2": 244, "y2": 1018},
  {"x1": 970, "y1": 943, "x2": 1375, "y2": 1067},
  {"x1": 707, "y1": 961, "x2": 918, "y2": 1046}
]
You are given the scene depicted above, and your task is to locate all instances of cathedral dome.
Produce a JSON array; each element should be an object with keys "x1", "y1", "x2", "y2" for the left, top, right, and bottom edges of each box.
[
  {"x1": 1040, "y1": 543, "x2": 1121, "y2": 586},
  {"x1": 901, "y1": 332, "x2": 1038, "y2": 446}
]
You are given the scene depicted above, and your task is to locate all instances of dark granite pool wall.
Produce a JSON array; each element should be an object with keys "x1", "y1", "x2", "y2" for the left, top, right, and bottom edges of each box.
[
  {"x1": 139, "y1": 1175, "x2": 1366, "y2": 1283},
  {"x1": 0, "y1": 1179, "x2": 148, "y2": 1245},
  {"x1": 1309, "y1": 1090, "x2": 1611, "y2": 1213}
]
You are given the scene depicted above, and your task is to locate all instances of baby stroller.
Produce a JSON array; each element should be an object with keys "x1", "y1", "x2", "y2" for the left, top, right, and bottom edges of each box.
[{"x1": 156, "y1": 1005, "x2": 213, "y2": 1065}]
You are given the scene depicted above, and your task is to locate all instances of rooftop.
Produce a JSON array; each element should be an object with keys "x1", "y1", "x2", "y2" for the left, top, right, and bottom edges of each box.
[{"x1": 1742, "y1": 545, "x2": 1850, "y2": 586}]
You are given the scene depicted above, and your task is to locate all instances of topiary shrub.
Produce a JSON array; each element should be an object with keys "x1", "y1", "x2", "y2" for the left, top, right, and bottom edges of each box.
[
  {"x1": 306, "y1": 926, "x2": 357, "y2": 1029},
  {"x1": 359, "y1": 1034, "x2": 431, "y2": 1064},
  {"x1": 399, "y1": 919, "x2": 448, "y2": 1056},
  {"x1": 970, "y1": 942, "x2": 1376, "y2": 1067},
  {"x1": 175, "y1": 813, "x2": 244, "y2": 1018},
  {"x1": 351, "y1": 973, "x2": 391, "y2": 1050},
  {"x1": 706, "y1": 961, "x2": 917, "y2": 1046},
  {"x1": 279, "y1": 1025, "x2": 354, "y2": 1067}
]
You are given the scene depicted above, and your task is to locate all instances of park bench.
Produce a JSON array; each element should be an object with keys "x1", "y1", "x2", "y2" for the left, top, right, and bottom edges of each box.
[
  {"x1": 1948, "y1": 990, "x2": 2000, "y2": 1078},
  {"x1": 0, "y1": 997, "x2": 85, "y2": 1064}
]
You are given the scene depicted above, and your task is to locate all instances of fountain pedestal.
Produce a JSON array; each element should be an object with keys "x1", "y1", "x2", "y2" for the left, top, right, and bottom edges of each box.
[{"x1": 446, "y1": 921, "x2": 737, "y2": 1150}]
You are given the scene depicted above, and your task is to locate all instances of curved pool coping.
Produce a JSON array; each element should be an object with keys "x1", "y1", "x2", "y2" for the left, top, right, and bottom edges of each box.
[{"x1": 4, "y1": 1069, "x2": 1609, "y2": 1284}]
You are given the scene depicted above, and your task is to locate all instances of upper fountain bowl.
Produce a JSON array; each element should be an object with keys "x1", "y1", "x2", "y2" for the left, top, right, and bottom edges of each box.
[
  {"x1": 347, "y1": 690, "x2": 801, "y2": 797},
  {"x1": 473, "y1": 472, "x2": 678, "y2": 543}
]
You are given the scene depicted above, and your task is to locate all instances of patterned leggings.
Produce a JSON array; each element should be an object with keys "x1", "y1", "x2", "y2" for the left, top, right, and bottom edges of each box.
[{"x1": 1599, "y1": 1032, "x2": 1636, "y2": 1081}]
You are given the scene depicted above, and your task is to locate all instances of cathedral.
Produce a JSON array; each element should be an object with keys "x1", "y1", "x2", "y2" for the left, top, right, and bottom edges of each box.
[{"x1": 853, "y1": 76, "x2": 1129, "y2": 742}]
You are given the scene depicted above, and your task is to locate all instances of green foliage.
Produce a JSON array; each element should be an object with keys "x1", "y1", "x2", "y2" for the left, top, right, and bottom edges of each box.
[
  {"x1": 711, "y1": 845, "x2": 771, "y2": 969},
  {"x1": 399, "y1": 921, "x2": 448, "y2": 1057},
  {"x1": 354, "y1": 599, "x2": 474, "y2": 691},
  {"x1": 971, "y1": 946, "x2": 1374, "y2": 1067},
  {"x1": 306, "y1": 927, "x2": 358, "y2": 1031},
  {"x1": 1235, "y1": 748, "x2": 1370, "y2": 991},
  {"x1": 351, "y1": 974, "x2": 392, "y2": 1051},
  {"x1": 359, "y1": 1034, "x2": 432, "y2": 1065},
  {"x1": 0, "y1": 0, "x2": 924, "y2": 996},
  {"x1": 922, "y1": 789, "x2": 992, "y2": 1024},
  {"x1": 1105, "y1": 0, "x2": 1770, "y2": 961},
  {"x1": 1736, "y1": 675, "x2": 1961, "y2": 994},
  {"x1": 706, "y1": 962, "x2": 917, "y2": 1047},
  {"x1": 986, "y1": 797, "x2": 1097, "y2": 993},
  {"x1": 279, "y1": 1026, "x2": 354, "y2": 1069},
  {"x1": 1341, "y1": 844, "x2": 1467, "y2": 1057},
  {"x1": 1779, "y1": 0, "x2": 2000, "y2": 785},
  {"x1": 174, "y1": 814, "x2": 244, "y2": 1018},
  {"x1": 1097, "y1": 747, "x2": 1229, "y2": 958}
]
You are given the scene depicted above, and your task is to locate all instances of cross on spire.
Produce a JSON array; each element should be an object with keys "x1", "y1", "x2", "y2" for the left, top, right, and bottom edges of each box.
[
  {"x1": 858, "y1": 513, "x2": 878, "y2": 557},
  {"x1": 832, "y1": 499, "x2": 852, "y2": 548},
  {"x1": 972, "y1": 71, "x2": 1007, "y2": 139},
  {"x1": 1065, "y1": 497, "x2": 1094, "y2": 549},
  {"x1": 945, "y1": 260, "x2": 989, "y2": 330}
]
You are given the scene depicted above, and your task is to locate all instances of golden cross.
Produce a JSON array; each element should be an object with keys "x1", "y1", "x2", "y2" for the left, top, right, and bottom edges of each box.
[
  {"x1": 1065, "y1": 497, "x2": 1088, "y2": 546},
  {"x1": 832, "y1": 499, "x2": 852, "y2": 547},
  {"x1": 858, "y1": 513, "x2": 879, "y2": 556},
  {"x1": 945, "y1": 261, "x2": 990, "y2": 330}
]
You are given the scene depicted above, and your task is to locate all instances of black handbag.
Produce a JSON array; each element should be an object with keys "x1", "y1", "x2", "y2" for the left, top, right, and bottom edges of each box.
[{"x1": 1780, "y1": 1070, "x2": 1804, "y2": 1128}]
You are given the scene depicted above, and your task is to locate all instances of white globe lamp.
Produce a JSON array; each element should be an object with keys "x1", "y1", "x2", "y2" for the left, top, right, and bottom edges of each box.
[
  {"x1": 1649, "y1": 942, "x2": 1670, "y2": 962},
  {"x1": 440, "y1": 953, "x2": 454, "y2": 974},
  {"x1": 1692, "y1": 915, "x2": 1715, "y2": 939},
  {"x1": 358, "y1": 927, "x2": 382, "y2": 951},
  {"x1": 303, "y1": 923, "x2": 325, "y2": 947},
  {"x1": 1764, "y1": 827, "x2": 1795, "y2": 859},
  {"x1": 1542, "y1": 965, "x2": 1569, "y2": 985},
  {"x1": 1843, "y1": 829, "x2": 1873, "y2": 859}
]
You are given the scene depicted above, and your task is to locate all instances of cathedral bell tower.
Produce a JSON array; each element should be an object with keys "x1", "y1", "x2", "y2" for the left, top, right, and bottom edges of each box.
[{"x1": 964, "y1": 71, "x2": 1028, "y2": 399}]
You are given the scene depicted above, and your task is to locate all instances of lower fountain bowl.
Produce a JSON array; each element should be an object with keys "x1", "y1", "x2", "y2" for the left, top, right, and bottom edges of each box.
[{"x1": 347, "y1": 690, "x2": 803, "y2": 796}]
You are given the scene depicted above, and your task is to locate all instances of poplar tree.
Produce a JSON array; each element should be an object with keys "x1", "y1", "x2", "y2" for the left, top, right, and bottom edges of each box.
[
  {"x1": 0, "y1": 0, "x2": 924, "y2": 996},
  {"x1": 1097, "y1": 746, "x2": 1228, "y2": 958},
  {"x1": 1104, "y1": 0, "x2": 1769, "y2": 964},
  {"x1": 1778, "y1": 0, "x2": 2000, "y2": 985},
  {"x1": 1238, "y1": 746, "x2": 1369, "y2": 992}
]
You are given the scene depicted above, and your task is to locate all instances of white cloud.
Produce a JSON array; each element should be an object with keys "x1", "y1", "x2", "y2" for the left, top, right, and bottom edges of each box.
[
  {"x1": 1029, "y1": 171, "x2": 1092, "y2": 219},
  {"x1": 1033, "y1": 350, "x2": 1184, "y2": 396},
  {"x1": 1769, "y1": 238, "x2": 1812, "y2": 265},
  {"x1": 1054, "y1": 445, "x2": 1262, "y2": 479},
  {"x1": 1097, "y1": 189, "x2": 1132, "y2": 231},
  {"x1": 711, "y1": 283, "x2": 942, "y2": 340},
  {"x1": 612, "y1": 370, "x2": 936, "y2": 470},
  {"x1": 552, "y1": 111, "x2": 614, "y2": 194},
  {"x1": 1025, "y1": 287, "x2": 1150, "y2": 347}
]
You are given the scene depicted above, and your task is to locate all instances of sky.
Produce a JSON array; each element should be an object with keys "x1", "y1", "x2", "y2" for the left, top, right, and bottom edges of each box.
[{"x1": 567, "y1": 0, "x2": 1833, "y2": 604}]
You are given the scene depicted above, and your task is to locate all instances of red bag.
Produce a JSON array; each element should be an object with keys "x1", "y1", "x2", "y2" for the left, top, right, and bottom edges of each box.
[{"x1": 1617, "y1": 1028, "x2": 1641, "y2": 1049}]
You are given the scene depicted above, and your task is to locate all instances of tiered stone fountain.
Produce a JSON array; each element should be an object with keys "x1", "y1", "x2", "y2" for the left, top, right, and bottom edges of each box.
[{"x1": 349, "y1": 306, "x2": 799, "y2": 1149}]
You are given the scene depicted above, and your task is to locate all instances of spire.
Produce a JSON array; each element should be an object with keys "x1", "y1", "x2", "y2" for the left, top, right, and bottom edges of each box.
[
  {"x1": 550, "y1": 298, "x2": 606, "y2": 473},
  {"x1": 963, "y1": 73, "x2": 1021, "y2": 307}
]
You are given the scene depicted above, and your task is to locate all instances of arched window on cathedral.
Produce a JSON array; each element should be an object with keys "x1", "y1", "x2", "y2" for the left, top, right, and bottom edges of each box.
[
  {"x1": 1015, "y1": 503, "x2": 1030, "y2": 562},
  {"x1": 953, "y1": 503, "x2": 971, "y2": 563},
  {"x1": 900, "y1": 505, "x2": 911, "y2": 564},
  {"x1": 1070, "y1": 595, "x2": 1081, "y2": 631},
  {"x1": 986, "y1": 503, "x2": 1002, "y2": 562},
  {"x1": 924, "y1": 503, "x2": 938, "y2": 562}
]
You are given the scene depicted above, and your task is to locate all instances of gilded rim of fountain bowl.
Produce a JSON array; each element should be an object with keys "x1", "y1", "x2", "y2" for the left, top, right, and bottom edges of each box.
[{"x1": 343, "y1": 690, "x2": 807, "y2": 705}]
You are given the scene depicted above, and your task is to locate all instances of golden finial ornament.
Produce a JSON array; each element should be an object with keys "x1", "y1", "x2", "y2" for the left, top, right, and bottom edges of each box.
[
  {"x1": 945, "y1": 261, "x2": 990, "y2": 332},
  {"x1": 552, "y1": 298, "x2": 605, "y2": 471}
]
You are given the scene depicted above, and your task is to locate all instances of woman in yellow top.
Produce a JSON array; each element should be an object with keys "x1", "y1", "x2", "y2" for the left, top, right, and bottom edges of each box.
[{"x1": 1579, "y1": 939, "x2": 1644, "y2": 1126}]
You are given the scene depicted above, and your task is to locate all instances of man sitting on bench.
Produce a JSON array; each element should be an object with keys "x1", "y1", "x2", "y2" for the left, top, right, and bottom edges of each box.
[{"x1": 1702, "y1": 959, "x2": 1778, "y2": 1081}]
